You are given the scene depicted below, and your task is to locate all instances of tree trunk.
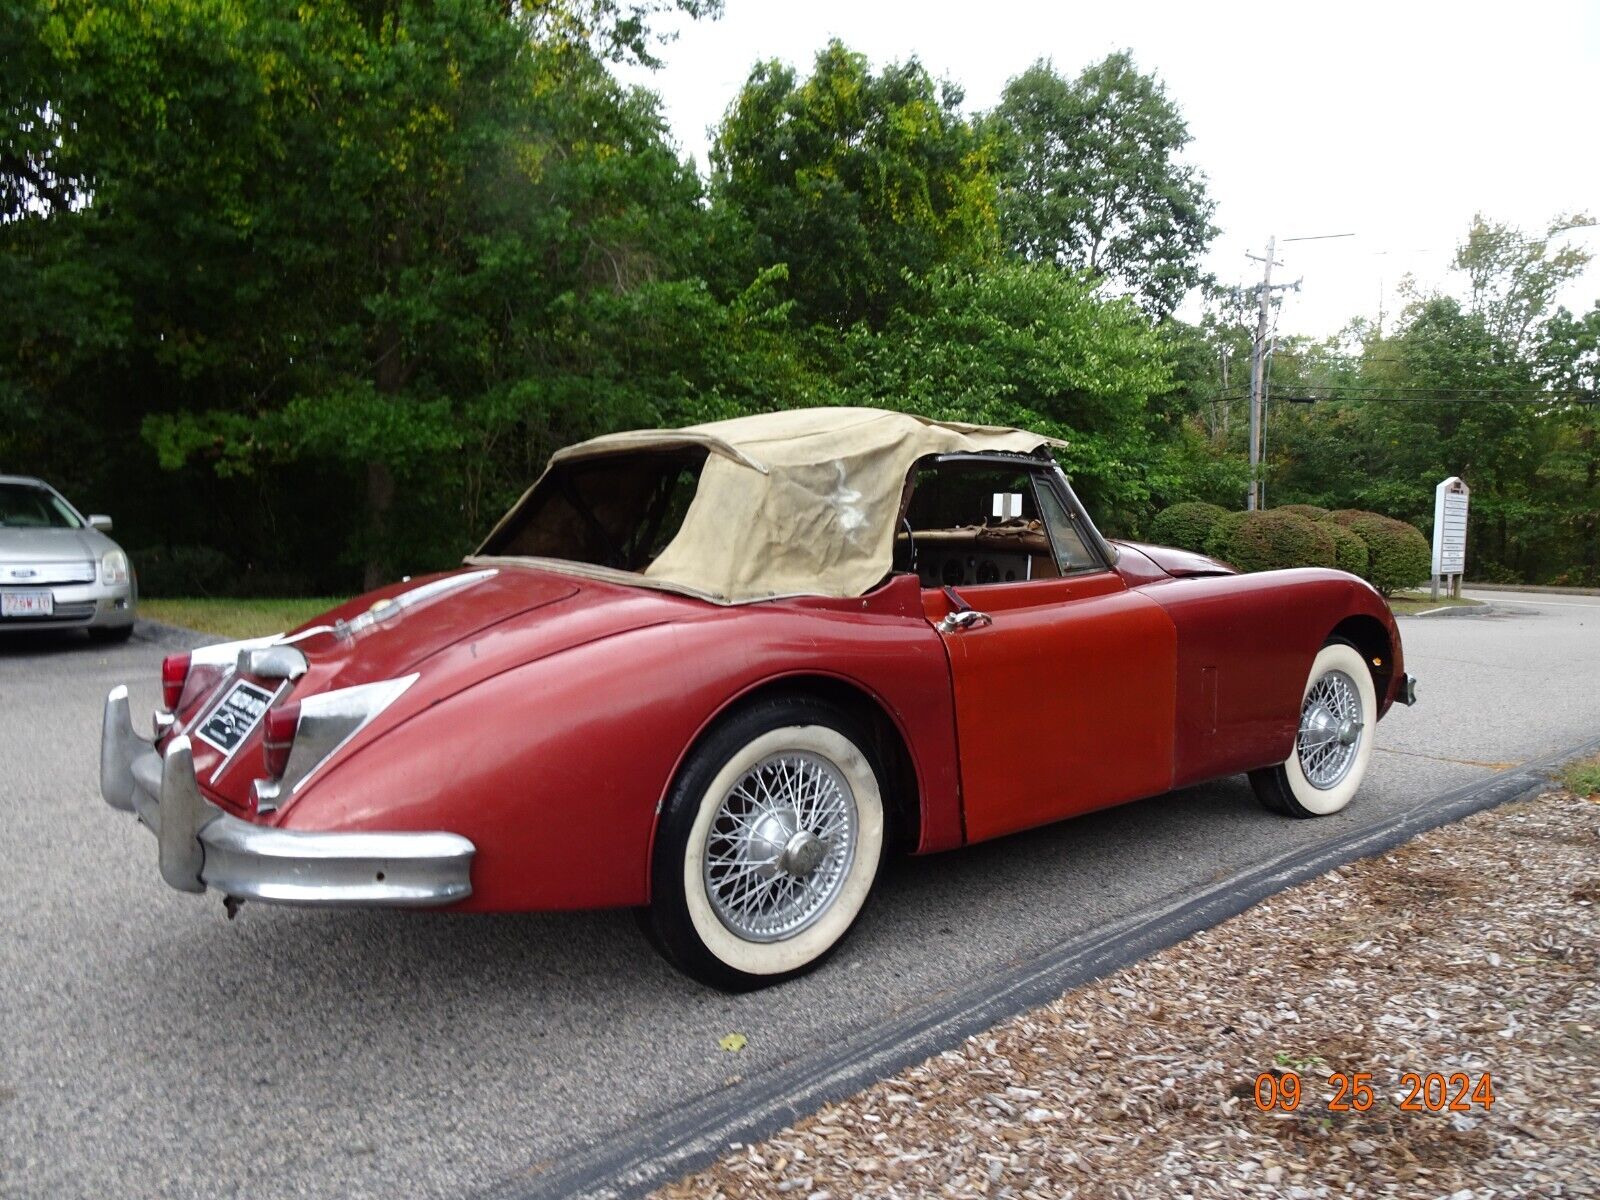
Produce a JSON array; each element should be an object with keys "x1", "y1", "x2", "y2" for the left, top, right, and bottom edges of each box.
[{"x1": 364, "y1": 460, "x2": 395, "y2": 591}]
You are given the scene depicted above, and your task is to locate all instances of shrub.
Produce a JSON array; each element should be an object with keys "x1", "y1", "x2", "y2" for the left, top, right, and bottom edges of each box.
[
  {"x1": 1322, "y1": 509, "x2": 1368, "y2": 528},
  {"x1": 1209, "y1": 510, "x2": 1337, "y2": 573},
  {"x1": 1322, "y1": 522, "x2": 1370, "y2": 577},
  {"x1": 1275, "y1": 503, "x2": 1328, "y2": 521},
  {"x1": 1148, "y1": 501, "x2": 1229, "y2": 554},
  {"x1": 1338, "y1": 513, "x2": 1431, "y2": 596},
  {"x1": 1202, "y1": 509, "x2": 1249, "y2": 560},
  {"x1": 129, "y1": 544, "x2": 234, "y2": 597}
]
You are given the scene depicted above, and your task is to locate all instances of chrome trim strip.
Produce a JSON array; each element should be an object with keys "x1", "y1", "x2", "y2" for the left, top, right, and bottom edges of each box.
[
  {"x1": 99, "y1": 688, "x2": 476, "y2": 908},
  {"x1": 284, "y1": 673, "x2": 419, "y2": 796}
]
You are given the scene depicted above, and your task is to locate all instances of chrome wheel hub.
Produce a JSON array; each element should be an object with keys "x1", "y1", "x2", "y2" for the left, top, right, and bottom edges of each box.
[
  {"x1": 703, "y1": 752, "x2": 858, "y2": 942},
  {"x1": 1298, "y1": 669, "x2": 1364, "y2": 789}
]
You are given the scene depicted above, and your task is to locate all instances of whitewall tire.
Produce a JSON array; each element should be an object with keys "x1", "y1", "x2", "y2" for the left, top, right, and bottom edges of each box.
[
  {"x1": 643, "y1": 697, "x2": 886, "y2": 991},
  {"x1": 1250, "y1": 640, "x2": 1377, "y2": 818}
]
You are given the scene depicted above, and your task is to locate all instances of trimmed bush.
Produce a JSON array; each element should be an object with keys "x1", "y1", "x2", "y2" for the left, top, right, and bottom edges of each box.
[
  {"x1": 1338, "y1": 513, "x2": 1431, "y2": 596},
  {"x1": 129, "y1": 544, "x2": 234, "y2": 597},
  {"x1": 1202, "y1": 509, "x2": 1249, "y2": 560},
  {"x1": 1209, "y1": 510, "x2": 1337, "y2": 573},
  {"x1": 1148, "y1": 501, "x2": 1229, "y2": 554},
  {"x1": 1323, "y1": 509, "x2": 1368, "y2": 528},
  {"x1": 1322, "y1": 522, "x2": 1370, "y2": 577},
  {"x1": 1275, "y1": 503, "x2": 1328, "y2": 521}
]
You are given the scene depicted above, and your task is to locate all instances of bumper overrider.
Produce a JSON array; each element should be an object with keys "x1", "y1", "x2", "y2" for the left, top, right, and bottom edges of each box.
[{"x1": 100, "y1": 685, "x2": 474, "y2": 907}]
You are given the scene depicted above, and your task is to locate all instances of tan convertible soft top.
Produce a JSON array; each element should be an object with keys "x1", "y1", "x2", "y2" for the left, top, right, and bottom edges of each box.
[{"x1": 472, "y1": 406, "x2": 1065, "y2": 604}]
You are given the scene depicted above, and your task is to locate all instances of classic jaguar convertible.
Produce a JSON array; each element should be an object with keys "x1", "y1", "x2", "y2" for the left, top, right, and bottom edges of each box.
[{"x1": 102, "y1": 407, "x2": 1416, "y2": 989}]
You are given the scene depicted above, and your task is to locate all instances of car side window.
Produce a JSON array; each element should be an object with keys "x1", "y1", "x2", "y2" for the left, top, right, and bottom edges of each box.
[
  {"x1": 900, "y1": 461, "x2": 1064, "y2": 588},
  {"x1": 1033, "y1": 477, "x2": 1100, "y2": 573}
]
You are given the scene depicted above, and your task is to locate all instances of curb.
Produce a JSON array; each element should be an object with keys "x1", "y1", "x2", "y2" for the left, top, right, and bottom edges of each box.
[
  {"x1": 1464, "y1": 582, "x2": 1600, "y2": 597},
  {"x1": 1401, "y1": 602, "x2": 1498, "y2": 620},
  {"x1": 489, "y1": 733, "x2": 1600, "y2": 1200}
]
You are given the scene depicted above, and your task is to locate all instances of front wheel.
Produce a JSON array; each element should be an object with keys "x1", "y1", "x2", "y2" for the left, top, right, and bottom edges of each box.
[
  {"x1": 1250, "y1": 640, "x2": 1377, "y2": 818},
  {"x1": 643, "y1": 698, "x2": 886, "y2": 991}
]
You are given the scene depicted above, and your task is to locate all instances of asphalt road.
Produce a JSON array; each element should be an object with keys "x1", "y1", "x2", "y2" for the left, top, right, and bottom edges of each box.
[{"x1": 3, "y1": 589, "x2": 1598, "y2": 1200}]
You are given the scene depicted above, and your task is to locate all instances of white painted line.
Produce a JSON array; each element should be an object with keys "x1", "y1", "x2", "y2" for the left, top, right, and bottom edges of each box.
[{"x1": 1411, "y1": 606, "x2": 1454, "y2": 617}]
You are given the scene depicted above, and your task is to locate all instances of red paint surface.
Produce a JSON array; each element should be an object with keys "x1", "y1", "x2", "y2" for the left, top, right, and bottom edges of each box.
[{"x1": 157, "y1": 542, "x2": 1407, "y2": 913}]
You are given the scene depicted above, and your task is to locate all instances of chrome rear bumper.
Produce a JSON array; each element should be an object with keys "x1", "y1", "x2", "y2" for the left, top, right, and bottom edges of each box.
[{"x1": 100, "y1": 685, "x2": 474, "y2": 907}]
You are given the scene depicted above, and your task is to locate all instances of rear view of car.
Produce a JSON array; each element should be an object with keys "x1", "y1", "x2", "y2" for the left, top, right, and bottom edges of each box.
[{"x1": 0, "y1": 475, "x2": 136, "y2": 640}]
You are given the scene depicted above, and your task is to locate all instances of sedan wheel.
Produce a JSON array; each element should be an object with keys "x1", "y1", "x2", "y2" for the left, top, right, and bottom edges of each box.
[
  {"x1": 1250, "y1": 640, "x2": 1378, "y2": 818},
  {"x1": 644, "y1": 698, "x2": 885, "y2": 991}
]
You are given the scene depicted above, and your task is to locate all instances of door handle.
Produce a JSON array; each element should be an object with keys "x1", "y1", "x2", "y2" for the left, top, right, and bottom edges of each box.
[{"x1": 938, "y1": 608, "x2": 993, "y2": 634}]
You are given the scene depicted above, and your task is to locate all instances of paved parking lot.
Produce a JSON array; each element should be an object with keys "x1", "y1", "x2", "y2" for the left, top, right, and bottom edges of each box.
[{"x1": 3, "y1": 590, "x2": 1598, "y2": 1199}]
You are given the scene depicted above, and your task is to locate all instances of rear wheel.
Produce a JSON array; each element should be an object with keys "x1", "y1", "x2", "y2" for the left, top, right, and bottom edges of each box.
[
  {"x1": 1250, "y1": 641, "x2": 1377, "y2": 818},
  {"x1": 643, "y1": 697, "x2": 886, "y2": 991}
]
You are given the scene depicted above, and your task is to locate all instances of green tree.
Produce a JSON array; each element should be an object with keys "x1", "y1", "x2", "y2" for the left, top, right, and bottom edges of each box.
[
  {"x1": 1540, "y1": 303, "x2": 1600, "y2": 581},
  {"x1": 993, "y1": 53, "x2": 1217, "y2": 316},
  {"x1": 3, "y1": 0, "x2": 727, "y2": 588},
  {"x1": 828, "y1": 261, "x2": 1170, "y2": 521},
  {"x1": 710, "y1": 40, "x2": 999, "y2": 329},
  {"x1": 1455, "y1": 212, "x2": 1593, "y2": 354}
]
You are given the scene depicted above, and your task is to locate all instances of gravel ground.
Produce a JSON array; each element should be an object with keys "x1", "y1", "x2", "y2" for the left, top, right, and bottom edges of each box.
[{"x1": 655, "y1": 789, "x2": 1600, "y2": 1200}]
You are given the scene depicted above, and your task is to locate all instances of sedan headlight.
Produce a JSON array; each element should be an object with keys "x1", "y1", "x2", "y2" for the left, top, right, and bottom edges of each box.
[{"x1": 100, "y1": 549, "x2": 129, "y2": 586}]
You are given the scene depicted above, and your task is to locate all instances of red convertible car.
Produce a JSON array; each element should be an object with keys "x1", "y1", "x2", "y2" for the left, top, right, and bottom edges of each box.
[{"x1": 102, "y1": 408, "x2": 1415, "y2": 989}]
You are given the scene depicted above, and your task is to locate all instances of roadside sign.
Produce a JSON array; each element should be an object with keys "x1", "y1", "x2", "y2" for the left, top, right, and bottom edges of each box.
[{"x1": 1431, "y1": 477, "x2": 1469, "y2": 599}]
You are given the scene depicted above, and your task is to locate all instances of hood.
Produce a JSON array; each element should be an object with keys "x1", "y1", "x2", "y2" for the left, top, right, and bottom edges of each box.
[
  {"x1": 1121, "y1": 541, "x2": 1237, "y2": 578},
  {"x1": 0, "y1": 526, "x2": 113, "y2": 565}
]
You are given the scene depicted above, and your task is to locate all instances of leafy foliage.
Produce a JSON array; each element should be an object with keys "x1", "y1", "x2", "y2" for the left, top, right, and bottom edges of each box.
[
  {"x1": 711, "y1": 40, "x2": 1000, "y2": 330},
  {"x1": 1326, "y1": 512, "x2": 1431, "y2": 596},
  {"x1": 1203, "y1": 510, "x2": 1249, "y2": 561},
  {"x1": 1208, "y1": 510, "x2": 1336, "y2": 574},
  {"x1": 1275, "y1": 503, "x2": 1328, "y2": 521},
  {"x1": 993, "y1": 53, "x2": 1216, "y2": 316},
  {"x1": 829, "y1": 262, "x2": 1169, "y2": 516},
  {"x1": 1147, "y1": 501, "x2": 1227, "y2": 553},
  {"x1": 2, "y1": 10, "x2": 1595, "y2": 593},
  {"x1": 1321, "y1": 522, "x2": 1370, "y2": 578}
]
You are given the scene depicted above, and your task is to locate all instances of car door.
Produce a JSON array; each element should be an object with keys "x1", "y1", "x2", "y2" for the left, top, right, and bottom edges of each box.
[{"x1": 907, "y1": 459, "x2": 1179, "y2": 844}]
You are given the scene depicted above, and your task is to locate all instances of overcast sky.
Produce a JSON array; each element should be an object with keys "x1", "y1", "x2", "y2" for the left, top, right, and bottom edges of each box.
[{"x1": 618, "y1": 0, "x2": 1600, "y2": 337}]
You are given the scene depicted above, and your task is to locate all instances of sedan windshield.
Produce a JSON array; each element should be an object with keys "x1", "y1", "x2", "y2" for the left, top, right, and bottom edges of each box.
[{"x1": 0, "y1": 482, "x2": 82, "y2": 529}]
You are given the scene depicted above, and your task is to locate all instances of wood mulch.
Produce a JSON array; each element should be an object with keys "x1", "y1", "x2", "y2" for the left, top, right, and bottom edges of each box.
[{"x1": 655, "y1": 788, "x2": 1600, "y2": 1199}]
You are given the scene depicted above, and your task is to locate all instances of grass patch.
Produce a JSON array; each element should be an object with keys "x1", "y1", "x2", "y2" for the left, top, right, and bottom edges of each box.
[
  {"x1": 1388, "y1": 590, "x2": 1485, "y2": 616},
  {"x1": 1562, "y1": 754, "x2": 1600, "y2": 799},
  {"x1": 141, "y1": 597, "x2": 345, "y2": 640}
]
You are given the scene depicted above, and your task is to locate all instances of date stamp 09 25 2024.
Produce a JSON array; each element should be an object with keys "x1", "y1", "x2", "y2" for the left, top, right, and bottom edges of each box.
[{"x1": 1253, "y1": 1070, "x2": 1496, "y2": 1114}]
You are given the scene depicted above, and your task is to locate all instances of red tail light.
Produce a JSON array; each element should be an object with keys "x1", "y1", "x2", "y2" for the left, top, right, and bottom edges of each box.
[
  {"x1": 161, "y1": 654, "x2": 191, "y2": 711},
  {"x1": 263, "y1": 701, "x2": 302, "y2": 780}
]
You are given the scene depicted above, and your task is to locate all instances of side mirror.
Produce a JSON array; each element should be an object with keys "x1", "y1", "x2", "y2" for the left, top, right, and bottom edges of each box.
[{"x1": 87, "y1": 514, "x2": 113, "y2": 532}]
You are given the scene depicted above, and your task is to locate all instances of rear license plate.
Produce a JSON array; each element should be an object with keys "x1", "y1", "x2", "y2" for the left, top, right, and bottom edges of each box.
[
  {"x1": 194, "y1": 680, "x2": 277, "y2": 755},
  {"x1": 1, "y1": 590, "x2": 53, "y2": 617}
]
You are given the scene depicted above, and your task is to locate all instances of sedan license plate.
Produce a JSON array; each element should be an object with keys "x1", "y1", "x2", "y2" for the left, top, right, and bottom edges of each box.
[
  {"x1": 1, "y1": 590, "x2": 53, "y2": 617},
  {"x1": 193, "y1": 680, "x2": 277, "y2": 755}
]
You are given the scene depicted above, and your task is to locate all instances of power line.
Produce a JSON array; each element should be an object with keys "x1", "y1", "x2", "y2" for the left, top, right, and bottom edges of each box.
[{"x1": 1196, "y1": 389, "x2": 1597, "y2": 406}]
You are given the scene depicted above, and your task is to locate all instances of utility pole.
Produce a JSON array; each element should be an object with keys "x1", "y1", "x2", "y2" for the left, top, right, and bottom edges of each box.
[{"x1": 1245, "y1": 237, "x2": 1279, "y2": 511}]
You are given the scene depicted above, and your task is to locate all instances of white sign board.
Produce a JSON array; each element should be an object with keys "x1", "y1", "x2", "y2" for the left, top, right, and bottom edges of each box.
[{"x1": 1431, "y1": 476, "x2": 1469, "y2": 576}]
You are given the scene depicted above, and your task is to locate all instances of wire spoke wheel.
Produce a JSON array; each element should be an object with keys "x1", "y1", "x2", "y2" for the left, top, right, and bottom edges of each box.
[
  {"x1": 1297, "y1": 668, "x2": 1364, "y2": 790},
  {"x1": 702, "y1": 751, "x2": 858, "y2": 942}
]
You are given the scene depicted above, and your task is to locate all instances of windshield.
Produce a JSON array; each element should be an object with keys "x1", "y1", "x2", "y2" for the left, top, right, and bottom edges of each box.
[{"x1": 0, "y1": 482, "x2": 82, "y2": 529}]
